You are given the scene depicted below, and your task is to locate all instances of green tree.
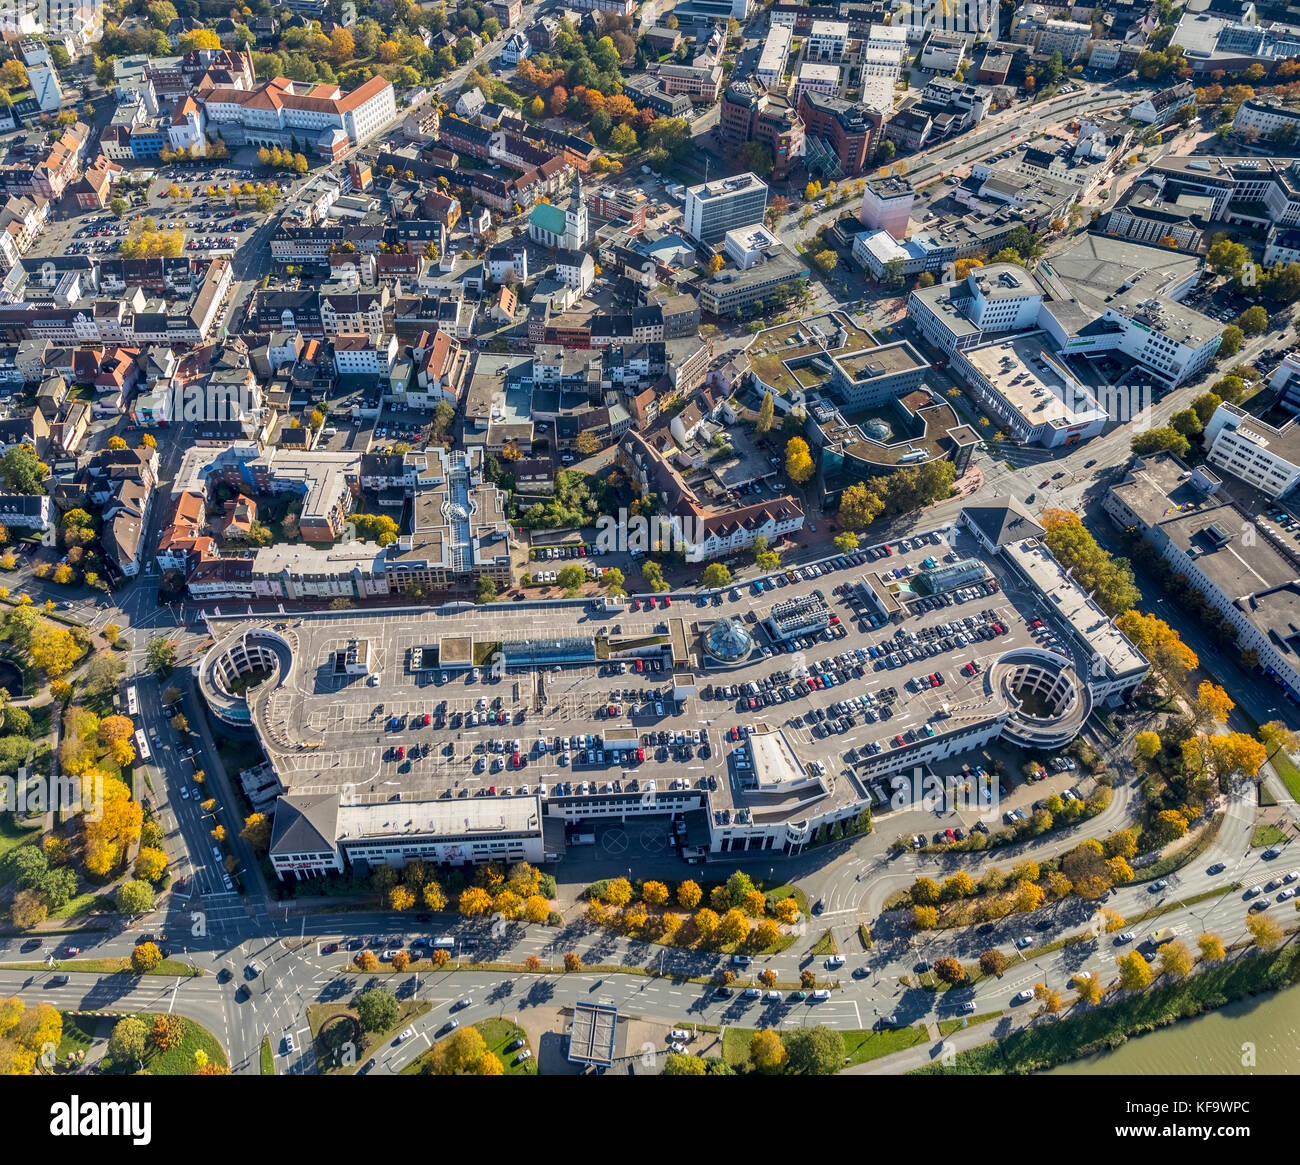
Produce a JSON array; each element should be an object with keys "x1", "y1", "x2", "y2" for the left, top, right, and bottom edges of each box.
[
  {"x1": 736, "y1": 139, "x2": 773, "y2": 177},
  {"x1": 115, "y1": 879, "x2": 155, "y2": 915},
  {"x1": 1170, "y1": 408, "x2": 1202, "y2": 437},
  {"x1": 1218, "y1": 325, "x2": 1243, "y2": 357},
  {"x1": 782, "y1": 1025, "x2": 846, "y2": 1075},
  {"x1": 1236, "y1": 304, "x2": 1269, "y2": 336},
  {"x1": 702, "y1": 563, "x2": 731, "y2": 588},
  {"x1": 556, "y1": 564, "x2": 586, "y2": 595},
  {"x1": 0, "y1": 445, "x2": 47, "y2": 494},
  {"x1": 1130, "y1": 426, "x2": 1191, "y2": 460},
  {"x1": 145, "y1": 637, "x2": 176, "y2": 675},
  {"x1": 107, "y1": 1016, "x2": 148, "y2": 1067},
  {"x1": 1207, "y1": 238, "x2": 1251, "y2": 278},
  {"x1": 355, "y1": 988, "x2": 400, "y2": 1032}
]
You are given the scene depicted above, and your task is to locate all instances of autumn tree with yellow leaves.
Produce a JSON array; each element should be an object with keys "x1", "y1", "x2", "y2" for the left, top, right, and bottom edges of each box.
[{"x1": 81, "y1": 776, "x2": 142, "y2": 877}]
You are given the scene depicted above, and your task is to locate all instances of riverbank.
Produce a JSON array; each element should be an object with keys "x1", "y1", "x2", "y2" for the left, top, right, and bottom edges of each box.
[{"x1": 911, "y1": 942, "x2": 1300, "y2": 1075}]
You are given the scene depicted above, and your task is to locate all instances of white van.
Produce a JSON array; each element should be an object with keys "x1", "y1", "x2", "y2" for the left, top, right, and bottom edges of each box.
[{"x1": 811, "y1": 989, "x2": 831, "y2": 1001}]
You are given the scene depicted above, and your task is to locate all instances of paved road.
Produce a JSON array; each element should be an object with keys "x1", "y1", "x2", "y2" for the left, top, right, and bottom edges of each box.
[{"x1": 4, "y1": 769, "x2": 1284, "y2": 1073}]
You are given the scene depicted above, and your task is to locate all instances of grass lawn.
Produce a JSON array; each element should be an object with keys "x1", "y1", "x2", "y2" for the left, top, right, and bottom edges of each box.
[
  {"x1": 1270, "y1": 748, "x2": 1300, "y2": 802},
  {"x1": 54, "y1": 1012, "x2": 98, "y2": 1063},
  {"x1": 1136, "y1": 810, "x2": 1225, "y2": 880},
  {"x1": 0, "y1": 957, "x2": 200, "y2": 976},
  {"x1": 810, "y1": 929, "x2": 838, "y2": 956},
  {"x1": 260, "y1": 1036, "x2": 274, "y2": 1075},
  {"x1": 843, "y1": 1025, "x2": 928, "y2": 1065},
  {"x1": 762, "y1": 883, "x2": 809, "y2": 915},
  {"x1": 91, "y1": 1013, "x2": 227, "y2": 1075},
  {"x1": 49, "y1": 892, "x2": 113, "y2": 921},
  {"x1": 142, "y1": 1014, "x2": 227, "y2": 1075},
  {"x1": 938, "y1": 1011, "x2": 1003, "y2": 1036},
  {"x1": 1252, "y1": 822, "x2": 1287, "y2": 848},
  {"x1": 307, "y1": 999, "x2": 430, "y2": 1075},
  {"x1": 400, "y1": 1017, "x2": 537, "y2": 1076},
  {"x1": 723, "y1": 1024, "x2": 926, "y2": 1071},
  {"x1": 0, "y1": 811, "x2": 41, "y2": 884}
]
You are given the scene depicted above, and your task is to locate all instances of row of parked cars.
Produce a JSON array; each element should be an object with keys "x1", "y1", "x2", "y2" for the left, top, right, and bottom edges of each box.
[{"x1": 531, "y1": 543, "x2": 604, "y2": 560}]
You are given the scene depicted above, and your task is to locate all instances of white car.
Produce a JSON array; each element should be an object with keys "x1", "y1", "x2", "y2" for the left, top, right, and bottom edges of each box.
[
  {"x1": 1015, "y1": 989, "x2": 1034, "y2": 1002},
  {"x1": 668, "y1": 1028, "x2": 691, "y2": 1041},
  {"x1": 669, "y1": 1041, "x2": 688, "y2": 1054},
  {"x1": 396, "y1": 1026, "x2": 416, "y2": 1043}
]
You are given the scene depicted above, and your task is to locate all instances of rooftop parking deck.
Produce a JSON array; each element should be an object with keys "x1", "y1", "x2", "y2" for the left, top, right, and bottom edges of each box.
[{"x1": 200, "y1": 506, "x2": 1131, "y2": 832}]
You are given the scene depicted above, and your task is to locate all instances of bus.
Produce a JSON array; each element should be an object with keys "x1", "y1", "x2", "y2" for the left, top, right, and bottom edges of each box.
[
  {"x1": 134, "y1": 728, "x2": 151, "y2": 763},
  {"x1": 126, "y1": 686, "x2": 139, "y2": 716}
]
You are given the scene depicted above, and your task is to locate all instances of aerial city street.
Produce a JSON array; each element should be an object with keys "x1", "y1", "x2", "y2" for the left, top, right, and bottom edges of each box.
[{"x1": 0, "y1": 0, "x2": 1298, "y2": 1106}]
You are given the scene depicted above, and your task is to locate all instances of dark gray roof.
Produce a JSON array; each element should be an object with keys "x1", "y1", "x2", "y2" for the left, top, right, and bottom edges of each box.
[
  {"x1": 962, "y1": 497, "x2": 1046, "y2": 548},
  {"x1": 270, "y1": 793, "x2": 339, "y2": 857}
]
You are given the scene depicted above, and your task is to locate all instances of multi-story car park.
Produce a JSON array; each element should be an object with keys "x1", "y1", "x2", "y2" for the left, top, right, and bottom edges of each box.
[{"x1": 199, "y1": 500, "x2": 1147, "y2": 876}]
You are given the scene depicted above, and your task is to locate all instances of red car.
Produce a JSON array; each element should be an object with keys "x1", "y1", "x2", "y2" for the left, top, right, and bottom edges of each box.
[
  {"x1": 894, "y1": 735, "x2": 905, "y2": 747},
  {"x1": 322, "y1": 941, "x2": 340, "y2": 954},
  {"x1": 637, "y1": 748, "x2": 645, "y2": 762},
  {"x1": 631, "y1": 599, "x2": 641, "y2": 611},
  {"x1": 422, "y1": 713, "x2": 431, "y2": 726},
  {"x1": 635, "y1": 660, "x2": 644, "y2": 672},
  {"x1": 511, "y1": 752, "x2": 521, "y2": 768},
  {"x1": 396, "y1": 746, "x2": 405, "y2": 760},
  {"x1": 829, "y1": 615, "x2": 840, "y2": 625},
  {"x1": 663, "y1": 596, "x2": 671, "y2": 607},
  {"x1": 647, "y1": 596, "x2": 656, "y2": 609},
  {"x1": 1030, "y1": 618, "x2": 1042, "y2": 628},
  {"x1": 748, "y1": 697, "x2": 758, "y2": 710}
]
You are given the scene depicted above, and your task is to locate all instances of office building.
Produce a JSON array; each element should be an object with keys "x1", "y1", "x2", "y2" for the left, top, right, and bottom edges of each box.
[{"x1": 683, "y1": 172, "x2": 768, "y2": 244}]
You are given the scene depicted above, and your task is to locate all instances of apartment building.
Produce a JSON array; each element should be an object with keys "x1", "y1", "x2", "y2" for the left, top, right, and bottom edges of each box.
[
  {"x1": 807, "y1": 19, "x2": 849, "y2": 62},
  {"x1": 755, "y1": 22, "x2": 793, "y2": 87}
]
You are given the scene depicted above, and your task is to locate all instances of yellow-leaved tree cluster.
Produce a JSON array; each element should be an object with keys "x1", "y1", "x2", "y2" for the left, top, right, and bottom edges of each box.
[{"x1": 0, "y1": 997, "x2": 62, "y2": 1074}]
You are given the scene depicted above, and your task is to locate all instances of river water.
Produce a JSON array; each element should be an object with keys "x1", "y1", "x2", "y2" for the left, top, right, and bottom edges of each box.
[{"x1": 1048, "y1": 984, "x2": 1300, "y2": 1074}]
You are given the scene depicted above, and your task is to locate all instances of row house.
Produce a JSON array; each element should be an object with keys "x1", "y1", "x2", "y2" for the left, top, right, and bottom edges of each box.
[{"x1": 320, "y1": 288, "x2": 389, "y2": 337}]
